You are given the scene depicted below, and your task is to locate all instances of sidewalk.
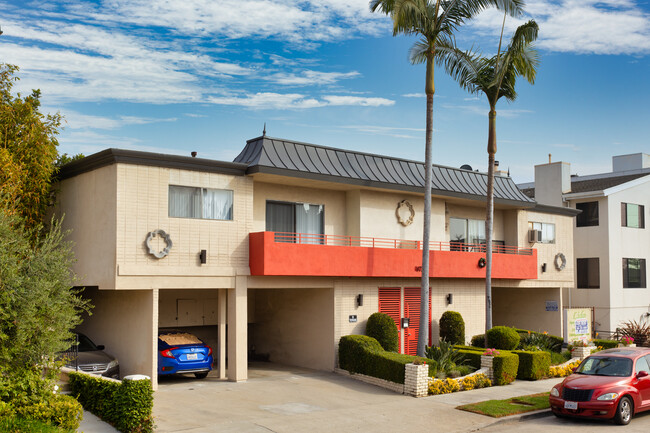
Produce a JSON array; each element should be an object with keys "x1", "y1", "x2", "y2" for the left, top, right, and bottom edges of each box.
[{"x1": 78, "y1": 411, "x2": 119, "y2": 433}]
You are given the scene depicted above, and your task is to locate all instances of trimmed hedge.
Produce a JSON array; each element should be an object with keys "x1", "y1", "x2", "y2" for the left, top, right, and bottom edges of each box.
[
  {"x1": 493, "y1": 352, "x2": 519, "y2": 385},
  {"x1": 439, "y1": 311, "x2": 465, "y2": 345},
  {"x1": 366, "y1": 312, "x2": 399, "y2": 352},
  {"x1": 487, "y1": 326, "x2": 520, "y2": 350},
  {"x1": 339, "y1": 335, "x2": 433, "y2": 384},
  {"x1": 69, "y1": 372, "x2": 154, "y2": 433},
  {"x1": 13, "y1": 394, "x2": 83, "y2": 430},
  {"x1": 593, "y1": 339, "x2": 619, "y2": 349},
  {"x1": 455, "y1": 349, "x2": 483, "y2": 370},
  {"x1": 511, "y1": 350, "x2": 551, "y2": 380}
]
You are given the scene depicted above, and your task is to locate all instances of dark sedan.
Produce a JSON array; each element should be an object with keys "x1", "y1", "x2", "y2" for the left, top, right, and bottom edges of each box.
[{"x1": 550, "y1": 347, "x2": 650, "y2": 425}]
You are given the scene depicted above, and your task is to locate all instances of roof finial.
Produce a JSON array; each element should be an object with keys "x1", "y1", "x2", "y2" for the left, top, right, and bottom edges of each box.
[
  {"x1": 263, "y1": 122, "x2": 266, "y2": 137},
  {"x1": 548, "y1": 153, "x2": 552, "y2": 164},
  {"x1": 507, "y1": 167, "x2": 510, "y2": 177}
]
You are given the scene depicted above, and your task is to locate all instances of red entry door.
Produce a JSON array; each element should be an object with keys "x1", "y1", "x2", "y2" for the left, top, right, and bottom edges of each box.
[
  {"x1": 404, "y1": 288, "x2": 431, "y2": 356},
  {"x1": 378, "y1": 287, "x2": 402, "y2": 351}
]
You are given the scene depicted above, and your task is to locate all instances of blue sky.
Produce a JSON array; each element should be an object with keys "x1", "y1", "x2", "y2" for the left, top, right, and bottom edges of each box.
[{"x1": 1, "y1": 0, "x2": 649, "y2": 183}]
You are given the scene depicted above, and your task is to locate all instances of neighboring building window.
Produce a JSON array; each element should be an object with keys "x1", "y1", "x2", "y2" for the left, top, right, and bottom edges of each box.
[
  {"x1": 266, "y1": 201, "x2": 324, "y2": 244},
  {"x1": 577, "y1": 258, "x2": 599, "y2": 289},
  {"x1": 576, "y1": 201, "x2": 599, "y2": 227},
  {"x1": 168, "y1": 185, "x2": 233, "y2": 220},
  {"x1": 621, "y1": 203, "x2": 645, "y2": 228},
  {"x1": 623, "y1": 258, "x2": 646, "y2": 288},
  {"x1": 450, "y1": 217, "x2": 485, "y2": 250},
  {"x1": 528, "y1": 222, "x2": 555, "y2": 244}
]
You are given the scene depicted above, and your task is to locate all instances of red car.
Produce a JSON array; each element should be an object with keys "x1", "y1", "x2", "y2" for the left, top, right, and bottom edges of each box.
[{"x1": 550, "y1": 347, "x2": 650, "y2": 425}]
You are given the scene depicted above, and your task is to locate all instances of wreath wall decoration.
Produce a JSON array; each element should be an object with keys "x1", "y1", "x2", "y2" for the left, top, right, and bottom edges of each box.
[
  {"x1": 146, "y1": 229, "x2": 173, "y2": 259},
  {"x1": 554, "y1": 252, "x2": 566, "y2": 271},
  {"x1": 478, "y1": 257, "x2": 487, "y2": 268},
  {"x1": 396, "y1": 200, "x2": 415, "y2": 226}
]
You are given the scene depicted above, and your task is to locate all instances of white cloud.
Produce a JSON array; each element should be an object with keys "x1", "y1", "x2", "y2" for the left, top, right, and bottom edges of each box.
[
  {"x1": 402, "y1": 93, "x2": 426, "y2": 98},
  {"x1": 265, "y1": 70, "x2": 361, "y2": 86},
  {"x1": 469, "y1": 0, "x2": 650, "y2": 55},
  {"x1": 207, "y1": 92, "x2": 394, "y2": 109}
]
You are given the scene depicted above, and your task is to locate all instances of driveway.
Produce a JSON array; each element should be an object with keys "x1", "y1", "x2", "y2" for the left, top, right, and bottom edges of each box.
[{"x1": 153, "y1": 362, "x2": 562, "y2": 433}]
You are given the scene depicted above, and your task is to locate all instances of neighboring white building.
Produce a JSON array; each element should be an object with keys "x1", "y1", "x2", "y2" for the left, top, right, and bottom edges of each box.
[{"x1": 519, "y1": 153, "x2": 650, "y2": 336}]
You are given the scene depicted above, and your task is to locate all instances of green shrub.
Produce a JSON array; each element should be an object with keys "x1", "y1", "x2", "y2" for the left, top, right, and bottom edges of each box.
[
  {"x1": 593, "y1": 339, "x2": 618, "y2": 349},
  {"x1": 439, "y1": 311, "x2": 465, "y2": 345},
  {"x1": 470, "y1": 334, "x2": 485, "y2": 348},
  {"x1": 425, "y1": 338, "x2": 469, "y2": 374},
  {"x1": 455, "y1": 349, "x2": 483, "y2": 369},
  {"x1": 492, "y1": 352, "x2": 519, "y2": 385},
  {"x1": 511, "y1": 350, "x2": 551, "y2": 380},
  {"x1": 366, "y1": 312, "x2": 399, "y2": 352},
  {"x1": 487, "y1": 326, "x2": 520, "y2": 350},
  {"x1": 339, "y1": 335, "x2": 434, "y2": 384},
  {"x1": 550, "y1": 351, "x2": 569, "y2": 365},
  {"x1": 0, "y1": 400, "x2": 15, "y2": 419},
  {"x1": 16, "y1": 394, "x2": 83, "y2": 430},
  {"x1": 514, "y1": 329, "x2": 563, "y2": 352},
  {"x1": 69, "y1": 372, "x2": 154, "y2": 433}
]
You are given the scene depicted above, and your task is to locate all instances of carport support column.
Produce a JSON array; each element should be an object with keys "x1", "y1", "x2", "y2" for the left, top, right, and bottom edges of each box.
[
  {"x1": 217, "y1": 289, "x2": 227, "y2": 379},
  {"x1": 227, "y1": 277, "x2": 248, "y2": 382}
]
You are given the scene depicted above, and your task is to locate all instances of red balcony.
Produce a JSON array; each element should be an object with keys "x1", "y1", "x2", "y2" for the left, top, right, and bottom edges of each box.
[{"x1": 249, "y1": 232, "x2": 537, "y2": 279}]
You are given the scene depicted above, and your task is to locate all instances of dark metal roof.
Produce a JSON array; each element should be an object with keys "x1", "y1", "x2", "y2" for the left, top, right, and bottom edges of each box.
[
  {"x1": 57, "y1": 148, "x2": 248, "y2": 180},
  {"x1": 519, "y1": 172, "x2": 650, "y2": 199},
  {"x1": 235, "y1": 136, "x2": 535, "y2": 207}
]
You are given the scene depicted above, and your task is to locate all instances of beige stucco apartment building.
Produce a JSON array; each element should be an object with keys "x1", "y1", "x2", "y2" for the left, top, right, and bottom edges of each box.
[{"x1": 55, "y1": 135, "x2": 578, "y2": 386}]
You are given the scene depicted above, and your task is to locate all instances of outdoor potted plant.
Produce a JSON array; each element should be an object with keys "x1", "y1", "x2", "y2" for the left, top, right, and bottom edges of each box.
[
  {"x1": 620, "y1": 336, "x2": 636, "y2": 347},
  {"x1": 570, "y1": 338, "x2": 592, "y2": 359}
]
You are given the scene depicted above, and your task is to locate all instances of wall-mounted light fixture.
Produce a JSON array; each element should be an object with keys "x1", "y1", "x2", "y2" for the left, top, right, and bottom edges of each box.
[
  {"x1": 446, "y1": 293, "x2": 453, "y2": 305},
  {"x1": 356, "y1": 294, "x2": 364, "y2": 307},
  {"x1": 199, "y1": 249, "x2": 207, "y2": 264},
  {"x1": 541, "y1": 263, "x2": 547, "y2": 273}
]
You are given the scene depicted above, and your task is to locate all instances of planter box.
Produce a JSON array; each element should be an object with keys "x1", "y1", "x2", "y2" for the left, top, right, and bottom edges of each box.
[
  {"x1": 480, "y1": 355, "x2": 494, "y2": 382},
  {"x1": 405, "y1": 363, "x2": 429, "y2": 397}
]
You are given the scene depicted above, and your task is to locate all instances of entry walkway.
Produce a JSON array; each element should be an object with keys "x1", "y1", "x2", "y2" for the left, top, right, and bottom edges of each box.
[{"x1": 152, "y1": 362, "x2": 563, "y2": 433}]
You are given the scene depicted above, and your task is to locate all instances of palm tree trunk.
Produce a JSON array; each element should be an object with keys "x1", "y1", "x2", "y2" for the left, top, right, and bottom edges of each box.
[
  {"x1": 418, "y1": 54, "x2": 434, "y2": 357},
  {"x1": 484, "y1": 108, "x2": 496, "y2": 347}
]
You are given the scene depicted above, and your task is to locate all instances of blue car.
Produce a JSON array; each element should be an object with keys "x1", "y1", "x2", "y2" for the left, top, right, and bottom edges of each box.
[{"x1": 158, "y1": 331, "x2": 213, "y2": 379}]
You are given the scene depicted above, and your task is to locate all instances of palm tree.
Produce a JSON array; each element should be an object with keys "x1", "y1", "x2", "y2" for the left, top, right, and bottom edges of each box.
[
  {"x1": 370, "y1": 0, "x2": 524, "y2": 356},
  {"x1": 438, "y1": 19, "x2": 539, "y2": 343}
]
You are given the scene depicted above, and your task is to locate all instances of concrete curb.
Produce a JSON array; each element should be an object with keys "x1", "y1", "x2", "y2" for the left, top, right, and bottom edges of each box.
[{"x1": 484, "y1": 408, "x2": 553, "y2": 428}]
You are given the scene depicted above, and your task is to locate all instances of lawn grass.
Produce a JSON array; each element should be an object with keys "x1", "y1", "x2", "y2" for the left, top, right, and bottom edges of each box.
[
  {"x1": 0, "y1": 416, "x2": 75, "y2": 433},
  {"x1": 457, "y1": 392, "x2": 550, "y2": 418}
]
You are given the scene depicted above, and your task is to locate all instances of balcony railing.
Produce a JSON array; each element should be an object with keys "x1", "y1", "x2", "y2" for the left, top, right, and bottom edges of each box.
[{"x1": 272, "y1": 232, "x2": 533, "y2": 256}]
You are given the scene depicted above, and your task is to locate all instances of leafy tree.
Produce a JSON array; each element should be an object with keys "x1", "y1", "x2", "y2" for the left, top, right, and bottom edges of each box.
[
  {"x1": 0, "y1": 208, "x2": 90, "y2": 407},
  {"x1": 0, "y1": 63, "x2": 63, "y2": 233},
  {"x1": 370, "y1": 0, "x2": 524, "y2": 356},
  {"x1": 438, "y1": 19, "x2": 539, "y2": 339}
]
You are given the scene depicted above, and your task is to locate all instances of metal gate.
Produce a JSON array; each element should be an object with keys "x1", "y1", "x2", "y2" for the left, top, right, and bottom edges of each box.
[
  {"x1": 378, "y1": 287, "x2": 402, "y2": 352},
  {"x1": 404, "y1": 288, "x2": 431, "y2": 356}
]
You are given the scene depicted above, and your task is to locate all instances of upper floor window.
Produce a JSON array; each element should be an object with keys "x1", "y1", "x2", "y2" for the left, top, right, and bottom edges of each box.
[
  {"x1": 623, "y1": 258, "x2": 646, "y2": 288},
  {"x1": 450, "y1": 217, "x2": 485, "y2": 247},
  {"x1": 168, "y1": 185, "x2": 233, "y2": 220},
  {"x1": 266, "y1": 200, "x2": 324, "y2": 244},
  {"x1": 577, "y1": 258, "x2": 599, "y2": 289},
  {"x1": 576, "y1": 201, "x2": 599, "y2": 227},
  {"x1": 528, "y1": 222, "x2": 555, "y2": 244},
  {"x1": 621, "y1": 203, "x2": 645, "y2": 228}
]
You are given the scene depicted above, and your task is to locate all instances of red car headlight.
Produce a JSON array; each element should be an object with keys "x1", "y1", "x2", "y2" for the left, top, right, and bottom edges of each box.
[{"x1": 597, "y1": 393, "x2": 619, "y2": 401}]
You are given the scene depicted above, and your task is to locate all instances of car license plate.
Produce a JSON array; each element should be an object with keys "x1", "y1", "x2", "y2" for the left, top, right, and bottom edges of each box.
[
  {"x1": 186, "y1": 353, "x2": 198, "y2": 361},
  {"x1": 564, "y1": 401, "x2": 578, "y2": 410}
]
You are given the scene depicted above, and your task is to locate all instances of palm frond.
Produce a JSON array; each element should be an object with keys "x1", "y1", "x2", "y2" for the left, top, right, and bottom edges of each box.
[
  {"x1": 435, "y1": 43, "x2": 483, "y2": 95},
  {"x1": 409, "y1": 39, "x2": 431, "y2": 65}
]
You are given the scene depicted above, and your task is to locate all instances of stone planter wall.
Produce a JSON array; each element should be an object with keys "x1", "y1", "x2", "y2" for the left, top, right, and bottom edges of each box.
[
  {"x1": 405, "y1": 363, "x2": 429, "y2": 397},
  {"x1": 480, "y1": 355, "x2": 494, "y2": 382},
  {"x1": 571, "y1": 346, "x2": 592, "y2": 359}
]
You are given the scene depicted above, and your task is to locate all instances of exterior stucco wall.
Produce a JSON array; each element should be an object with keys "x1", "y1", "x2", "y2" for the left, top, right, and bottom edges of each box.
[
  {"x1": 250, "y1": 288, "x2": 335, "y2": 371},
  {"x1": 606, "y1": 183, "x2": 650, "y2": 329},
  {"x1": 114, "y1": 164, "x2": 253, "y2": 289},
  {"x1": 77, "y1": 287, "x2": 157, "y2": 383},
  {"x1": 252, "y1": 181, "x2": 347, "y2": 236},
  {"x1": 522, "y1": 210, "x2": 575, "y2": 285},
  {"x1": 493, "y1": 286, "x2": 562, "y2": 336},
  {"x1": 55, "y1": 165, "x2": 117, "y2": 289}
]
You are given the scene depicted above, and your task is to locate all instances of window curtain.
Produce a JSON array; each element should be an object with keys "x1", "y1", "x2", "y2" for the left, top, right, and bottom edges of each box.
[
  {"x1": 467, "y1": 219, "x2": 486, "y2": 245},
  {"x1": 169, "y1": 185, "x2": 201, "y2": 218},
  {"x1": 203, "y1": 189, "x2": 233, "y2": 220},
  {"x1": 296, "y1": 203, "x2": 323, "y2": 244}
]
